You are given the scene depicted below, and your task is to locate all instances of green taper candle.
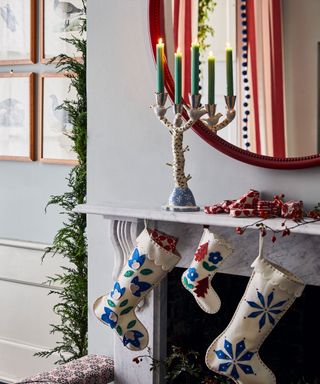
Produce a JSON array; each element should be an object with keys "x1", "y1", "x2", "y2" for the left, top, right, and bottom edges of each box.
[
  {"x1": 191, "y1": 40, "x2": 200, "y2": 95},
  {"x1": 208, "y1": 52, "x2": 215, "y2": 104},
  {"x1": 156, "y1": 38, "x2": 164, "y2": 94},
  {"x1": 226, "y1": 45, "x2": 234, "y2": 96},
  {"x1": 174, "y1": 48, "x2": 182, "y2": 104}
]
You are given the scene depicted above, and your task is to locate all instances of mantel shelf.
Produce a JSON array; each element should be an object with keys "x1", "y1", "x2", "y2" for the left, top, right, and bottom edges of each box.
[{"x1": 75, "y1": 202, "x2": 320, "y2": 236}]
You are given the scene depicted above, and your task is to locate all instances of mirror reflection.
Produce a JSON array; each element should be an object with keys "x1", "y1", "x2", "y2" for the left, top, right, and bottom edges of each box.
[{"x1": 162, "y1": 0, "x2": 320, "y2": 158}]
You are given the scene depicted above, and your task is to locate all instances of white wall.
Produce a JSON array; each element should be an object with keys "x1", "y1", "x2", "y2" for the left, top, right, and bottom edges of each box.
[
  {"x1": 0, "y1": 0, "x2": 71, "y2": 244},
  {"x1": 0, "y1": 240, "x2": 69, "y2": 382},
  {"x1": 87, "y1": 0, "x2": 320, "y2": 355},
  {"x1": 0, "y1": 2, "x2": 73, "y2": 379}
]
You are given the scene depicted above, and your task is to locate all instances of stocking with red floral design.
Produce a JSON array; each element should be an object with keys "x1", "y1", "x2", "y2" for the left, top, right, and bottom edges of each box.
[
  {"x1": 94, "y1": 228, "x2": 180, "y2": 351},
  {"x1": 181, "y1": 228, "x2": 233, "y2": 313}
]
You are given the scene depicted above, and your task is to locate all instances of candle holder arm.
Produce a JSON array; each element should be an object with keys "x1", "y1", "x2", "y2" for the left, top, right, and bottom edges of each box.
[
  {"x1": 211, "y1": 109, "x2": 236, "y2": 132},
  {"x1": 158, "y1": 116, "x2": 174, "y2": 131},
  {"x1": 180, "y1": 118, "x2": 195, "y2": 133},
  {"x1": 202, "y1": 95, "x2": 236, "y2": 133}
]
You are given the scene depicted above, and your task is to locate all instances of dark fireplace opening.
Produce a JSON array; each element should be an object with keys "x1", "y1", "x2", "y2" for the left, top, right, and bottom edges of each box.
[{"x1": 167, "y1": 268, "x2": 320, "y2": 384}]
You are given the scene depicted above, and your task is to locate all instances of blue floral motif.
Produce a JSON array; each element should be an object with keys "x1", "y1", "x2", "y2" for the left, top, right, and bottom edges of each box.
[
  {"x1": 128, "y1": 248, "x2": 146, "y2": 270},
  {"x1": 215, "y1": 339, "x2": 255, "y2": 379},
  {"x1": 187, "y1": 267, "x2": 198, "y2": 282},
  {"x1": 169, "y1": 187, "x2": 197, "y2": 207},
  {"x1": 111, "y1": 282, "x2": 125, "y2": 300},
  {"x1": 123, "y1": 330, "x2": 144, "y2": 348},
  {"x1": 101, "y1": 307, "x2": 118, "y2": 329},
  {"x1": 208, "y1": 251, "x2": 223, "y2": 264},
  {"x1": 130, "y1": 276, "x2": 151, "y2": 297},
  {"x1": 247, "y1": 290, "x2": 287, "y2": 330}
]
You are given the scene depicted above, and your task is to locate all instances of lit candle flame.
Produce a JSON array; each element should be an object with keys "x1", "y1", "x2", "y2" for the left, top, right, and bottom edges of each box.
[
  {"x1": 158, "y1": 38, "x2": 163, "y2": 44},
  {"x1": 209, "y1": 51, "x2": 214, "y2": 57},
  {"x1": 176, "y1": 47, "x2": 181, "y2": 54},
  {"x1": 226, "y1": 42, "x2": 231, "y2": 49}
]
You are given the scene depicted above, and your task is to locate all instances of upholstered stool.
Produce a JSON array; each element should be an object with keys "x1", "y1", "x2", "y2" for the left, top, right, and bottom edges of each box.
[{"x1": 19, "y1": 355, "x2": 114, "y2": 384}]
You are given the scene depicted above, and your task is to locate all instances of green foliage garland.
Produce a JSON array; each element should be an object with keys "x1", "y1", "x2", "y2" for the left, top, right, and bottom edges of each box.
[{"x1": 35, "y1": 3, "x2": 87, "y2": 364}]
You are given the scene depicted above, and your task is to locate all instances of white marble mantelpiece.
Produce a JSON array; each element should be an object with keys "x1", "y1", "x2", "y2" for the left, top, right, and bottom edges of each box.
[
  {"x1": 76, "y1": 201, "x2": 320, "y2": 236},
  {"x1": 76, "y1": 202, "x2": 320, "y2": 384},
  {"x1": 76, "y1": 202, "x2": 320, "y2": 286}
]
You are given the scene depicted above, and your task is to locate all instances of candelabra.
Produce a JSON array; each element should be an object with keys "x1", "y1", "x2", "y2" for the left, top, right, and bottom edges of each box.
[{"x1": 152, "y1": 92, "x2": 236, "y2": 212}]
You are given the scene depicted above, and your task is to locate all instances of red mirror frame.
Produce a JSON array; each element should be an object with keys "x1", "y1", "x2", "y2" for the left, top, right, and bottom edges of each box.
[{"x1": 149, "y1": 0, "x2": 320, "y2": 169}]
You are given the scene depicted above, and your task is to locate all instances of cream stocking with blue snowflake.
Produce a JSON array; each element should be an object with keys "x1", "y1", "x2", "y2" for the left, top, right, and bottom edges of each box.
[
  {"x1": 93, "y1": 228, "x2": 180, "y2": 351},
  {"x1": 206, "y1": 236, "x2": 305, "y2": 384},
  {"x1": 181, "y1": 228, "x2": 233, "y2": 313}
]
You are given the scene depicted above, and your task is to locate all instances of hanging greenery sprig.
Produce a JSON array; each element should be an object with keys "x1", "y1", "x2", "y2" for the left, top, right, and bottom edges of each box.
[
  {"x1": 35, "y1": 2, "x2": 87, "y2": 364},
  {"x1": 198, "y1": 0, "x2": 217, "y2": 53}
]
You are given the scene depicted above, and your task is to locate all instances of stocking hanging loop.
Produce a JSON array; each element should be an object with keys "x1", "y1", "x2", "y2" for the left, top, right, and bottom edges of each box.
[{"x1": 258, "y1": 231, "x2": 264, "y2": 260}]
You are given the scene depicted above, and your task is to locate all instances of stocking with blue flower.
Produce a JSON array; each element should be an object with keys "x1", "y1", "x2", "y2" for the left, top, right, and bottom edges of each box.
[
  {"x1": 181, "y1": 228, "x2": 233, "y2": 313},
  {"x1": 93, "y1": 228, "x2": 180, "y2": 351},
  {"x1": 205, "y1": 235, "x2": 305, "y2": 383}
]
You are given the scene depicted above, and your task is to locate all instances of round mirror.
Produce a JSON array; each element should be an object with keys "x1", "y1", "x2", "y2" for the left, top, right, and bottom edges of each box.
[{"x1": 149, "y1": 0, "x2": 320, "y2": 169}]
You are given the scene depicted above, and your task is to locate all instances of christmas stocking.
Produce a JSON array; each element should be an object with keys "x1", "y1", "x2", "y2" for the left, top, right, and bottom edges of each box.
[
  {"x1": 181, "y1": 228, "x2": 233, "y2": 313},
  {"x1": 205, "y1": 235, "x2": 305, "y2": 383},
  {"x1": 94, "y1": 228, "x2": 180, "y2": 351}
]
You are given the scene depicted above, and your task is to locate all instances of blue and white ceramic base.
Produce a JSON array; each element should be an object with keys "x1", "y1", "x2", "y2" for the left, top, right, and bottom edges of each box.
[{"x1": 162, "y1": 187, "x2": 200, "y2": 212}]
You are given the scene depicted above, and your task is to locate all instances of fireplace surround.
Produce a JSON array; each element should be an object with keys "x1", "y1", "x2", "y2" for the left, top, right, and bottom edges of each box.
[{"x1": 76, "y1": 202, "x2": 320, "y2": 383}]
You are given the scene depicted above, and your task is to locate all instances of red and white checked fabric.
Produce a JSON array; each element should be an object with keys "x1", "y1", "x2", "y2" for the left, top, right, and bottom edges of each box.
[
  {"x1": 281, "y1": 201, "x2": 303, "y2": 220},
  {"x1": 150, "y1": 229, "x2": 178, "y2": 252}
]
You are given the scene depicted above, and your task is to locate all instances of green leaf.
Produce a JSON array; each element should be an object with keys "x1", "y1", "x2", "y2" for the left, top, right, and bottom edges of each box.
[
  {"x1": 107, "y1": 299, "x2": 115, "y2": 307},
  {"x1": 124, "y1": 270, "x2": 134, "y2": 277},
  {"x1": 127, "y1": 320, "x2": 136, "y2": 329},
  {"x1": 120, "y1": 299, "x2": 128, "y2": 307},
  {"x1": 116, "y1": 325, "x2": 123, "y2": 336},
  {"x1": 120, "y1": 306, "x2": 133, "y2": 316},
  {"x1": 202, "y1": 261, "x2": 217, "y2": 272},
  {"x1": 183, "y1": 276, "x2": 194, "y2": 290},
  {"x1": 140, "y1": 268, "x2": 153, "y2": 275}
]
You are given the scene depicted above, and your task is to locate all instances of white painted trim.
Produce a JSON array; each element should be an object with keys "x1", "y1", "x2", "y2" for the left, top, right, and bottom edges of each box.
[
  {"x1": 0, "y1": 238, "x2": 69, "y2": 382},
  {"x1": 0, "y1": 338, "x2": 68, "y2": 383},
  {"x1": 0, "y1": 276, "x2": 62, "y2": 291},
  {"x1": 0, "y1": 240, "x2": 63, "y2": 290},
  {"x1": 0, "y1": 374, "x2": 16, "y2": 383},
  {"x1": 0, "y1": 336, "x2": 50, "y2": 353},
  {"x1": 0, "y1": 238, "x2": 51, "y2": 251}
]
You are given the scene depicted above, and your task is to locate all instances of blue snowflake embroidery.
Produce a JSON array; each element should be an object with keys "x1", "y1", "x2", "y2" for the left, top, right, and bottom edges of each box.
[
  {"x1": 215, "y1": 339, "x2": 255, "y2": 379},
  {"x1": 128, "y1": 248, "x2": 146, "y2": 270},
  {"x1": 111, "y1": 282, "x2": 125, "y2": 300},
  {"x1": 247, "y1": 290, "x2": 287, "y2": 330},
  {"x1": 123, "y1": 330, "x2": 144, "y2": 348},
  {"x1": 101, "y1": 307, "x2": 118, "y2": 329},
  {"x1": 187, "y1": 267, "x2": 198, "y2": 282},
  {"x1": 208, "y1": 251, "x2": 223, "y2": 264},
  {"x1": 130, "y1": 276, "x2": 151, "y2": 297}
]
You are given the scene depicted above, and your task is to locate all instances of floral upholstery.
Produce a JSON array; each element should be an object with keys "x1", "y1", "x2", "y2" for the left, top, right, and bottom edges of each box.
[{"x1": 19, "y1": 355, "x2": 114, "y2": 384}]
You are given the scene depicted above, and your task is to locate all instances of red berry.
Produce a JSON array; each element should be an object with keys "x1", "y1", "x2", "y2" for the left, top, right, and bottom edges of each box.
[
  {"x1": 133, "y1": 357, "x2": 140, "y2": 364},
  {"x1": 236, "y1": 227, "x2": 244, "y2": 234},
  {"x1": 272, "y1": 236, "x2": 277, "y2": 243}
]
